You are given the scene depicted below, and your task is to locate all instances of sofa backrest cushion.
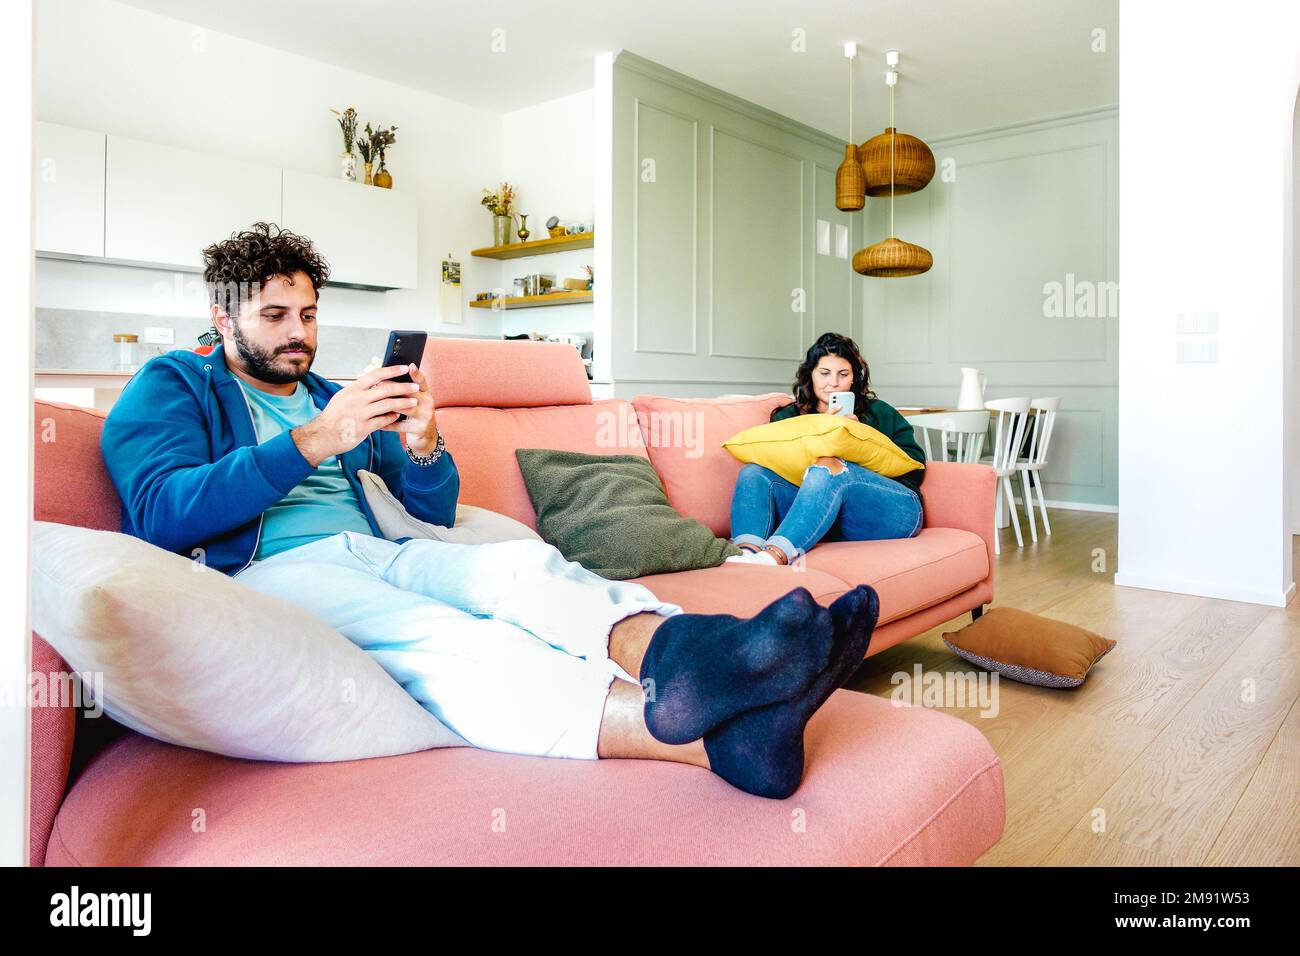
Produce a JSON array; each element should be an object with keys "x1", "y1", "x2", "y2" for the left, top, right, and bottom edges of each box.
[
  {"x1": 34, "y1": 401, "x2": 120, "y2": 532},
  {"x1": 631, "y1": 393, "x2": 793, "y2": 537},
  {"x1": 436, "y1": 400, "x2": 649, "y2": 529},
  {"x1": 424, "y1": 337, "x2": 591, "y2": 409}
]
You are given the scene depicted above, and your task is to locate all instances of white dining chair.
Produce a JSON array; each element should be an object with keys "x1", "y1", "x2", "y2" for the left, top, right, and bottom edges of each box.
[
  {"x1": 1015, "y1": 396, "x2": 1060, "y2": 542},
  {"x1": 982, "y1": 397, "x2": 1032, "y2": 555},
  {"x1": 908, "y1": 410, "x2": 991, "y2": 464}
]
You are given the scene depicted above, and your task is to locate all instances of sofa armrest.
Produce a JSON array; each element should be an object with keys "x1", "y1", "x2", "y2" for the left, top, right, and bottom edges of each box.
[
  {"x1": 919, "y1": 461, "x2": 997, "y2": 589},
  {"x1": 29, "y1": 633, "x2": 76, "y2": 867}
]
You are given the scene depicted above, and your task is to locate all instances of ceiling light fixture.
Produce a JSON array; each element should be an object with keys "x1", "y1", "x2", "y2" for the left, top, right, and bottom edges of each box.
[
  {"x1": 854, "y1": 52, "x2": 933, "y2": 278},
  {"x1": 834, "y1": 42, "x2": 865, "y2": 212}
]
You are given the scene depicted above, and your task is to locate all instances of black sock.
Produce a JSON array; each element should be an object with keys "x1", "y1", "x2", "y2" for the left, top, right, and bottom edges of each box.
[
  {"x1": 639, "y1": 587, "x2": 834, "y2": 745},
  {"x1": 702, "y1": 585, "x2": 880, "y2": 799}
]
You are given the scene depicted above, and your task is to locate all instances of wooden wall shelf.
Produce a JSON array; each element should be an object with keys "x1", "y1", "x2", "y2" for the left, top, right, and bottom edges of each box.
[
  {"x1": 468, "y1": 291, "x2": 593, "y2": 311},
  {"x1": 470, "y1": 232, "x2": 594, "y2": 260}
]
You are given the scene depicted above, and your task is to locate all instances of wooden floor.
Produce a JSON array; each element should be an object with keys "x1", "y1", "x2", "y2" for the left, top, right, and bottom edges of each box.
[{"x1": 842, "y1": 508, "x2": 1300, "y2": 866}]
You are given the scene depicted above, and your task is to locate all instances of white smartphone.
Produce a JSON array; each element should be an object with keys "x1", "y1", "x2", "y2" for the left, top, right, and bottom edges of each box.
[{"x1": 828, "y1": 391, "x2": 856, "y2": 417}]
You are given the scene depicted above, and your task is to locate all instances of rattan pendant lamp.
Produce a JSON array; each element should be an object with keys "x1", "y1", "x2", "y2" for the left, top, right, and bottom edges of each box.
[
  {"x1": 834, "y1": 43, "x2": 865, "y2": 211},
  {"x1": 854, "y1": 53, "x2": 933, "y2": 278}
]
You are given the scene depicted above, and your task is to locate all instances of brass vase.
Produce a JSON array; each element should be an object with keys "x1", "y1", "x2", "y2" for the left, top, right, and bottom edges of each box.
[
  {"x1": 516, "y1": 214, "x2": 530, "y2": 242},
  {"x1": 374, "y1": 165, "x2": 392, "y2": 189},
  {"x1": 363, "y1": 162, "x2": 373, "y2": 185},
  {"x1": 493, "y1": 215, "x2": 512, "y2": 246}
]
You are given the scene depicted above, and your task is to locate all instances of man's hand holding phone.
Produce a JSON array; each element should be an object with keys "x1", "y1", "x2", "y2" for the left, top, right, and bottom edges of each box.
[
  {"x1": 381, "y1": 363, "x2": 440, "y2": 456},
  {"x1": 291, "y1": 364, "x2": 428, "y2": 467}
]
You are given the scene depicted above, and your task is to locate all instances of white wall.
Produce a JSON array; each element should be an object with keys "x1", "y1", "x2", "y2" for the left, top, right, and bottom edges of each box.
[
  {"x1": 2, "y1": 0, "x2": 34, "y2": 870},
  {"x1": 1293, "y1": 100, "x2": 1300, "y2": 534},
  {"x1": 498, "y1": 89, "x2": 597, "y2": 350},
  {"x1": 34, "y1": 0, "x2": 505, "y2": 337},
  {"x1": 1117, "y1": 0, "x2": 1300, "y2": 607}
]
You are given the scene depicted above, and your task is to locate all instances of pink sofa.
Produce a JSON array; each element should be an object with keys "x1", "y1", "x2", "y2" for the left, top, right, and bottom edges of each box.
[{"x1": 30, "y1": 338, "x2": 1003, "y2": 866}]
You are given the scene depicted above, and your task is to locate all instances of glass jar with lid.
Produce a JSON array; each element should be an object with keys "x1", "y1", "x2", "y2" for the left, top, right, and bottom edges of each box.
[{"x1": 113, "y1": 333, "x2": 139, "y2": 372}]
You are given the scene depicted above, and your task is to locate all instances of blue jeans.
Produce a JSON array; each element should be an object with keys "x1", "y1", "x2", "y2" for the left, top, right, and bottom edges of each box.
[{"x1": 730, "y1": 460, "x2": 923, "y2": 561}]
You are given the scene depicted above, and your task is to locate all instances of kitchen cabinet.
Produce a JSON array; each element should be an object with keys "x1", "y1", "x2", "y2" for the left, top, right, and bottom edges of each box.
[
  {"x1": 34, "y1": 122, "x2": 106, "y2": 258},
  {"x1": 280, "y1": 170, "x2": 417, "y2": 290},
  {"x1": 104, "y1": 135, "x2": 281, "y2": 270}
]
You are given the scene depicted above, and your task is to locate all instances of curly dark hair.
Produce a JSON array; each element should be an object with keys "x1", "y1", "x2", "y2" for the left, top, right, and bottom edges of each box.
[
  {"x1": 774, "y1": 332, "x2": 878, "y2": 425},
  {"x1": 202, "y1": 222, "x2": 330, "y2": 319}
]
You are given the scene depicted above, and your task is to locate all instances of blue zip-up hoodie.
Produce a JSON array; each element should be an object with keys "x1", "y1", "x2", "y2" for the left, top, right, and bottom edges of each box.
[{"x1": 101, "y1": 346, "x2": 460, "y2": 576}]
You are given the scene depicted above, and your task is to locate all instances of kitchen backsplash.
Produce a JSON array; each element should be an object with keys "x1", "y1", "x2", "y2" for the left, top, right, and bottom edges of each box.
[{"x1": 37, "y1": 309, "x2": 433, "y2": 380}]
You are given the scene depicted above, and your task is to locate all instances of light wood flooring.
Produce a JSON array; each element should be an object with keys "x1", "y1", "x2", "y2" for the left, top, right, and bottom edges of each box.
[{"x1": 842, "y1": 508, "x2": 1300, "y2": 866}]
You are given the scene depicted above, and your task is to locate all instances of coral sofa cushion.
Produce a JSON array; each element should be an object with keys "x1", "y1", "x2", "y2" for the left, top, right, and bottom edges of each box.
[
  {"x1": 942, "y1": 607, "x2": 1117, "y2": 688},
  {"x1": 31, "y1": 521, "x2": 465, "y2": 761},
  {"x1": 426, "y1": 337, "x2": 591, "y2": 409},
  {"x1": 799, "y1": 530, "x2": 990, "y2": 627},
  {"x1": 632, "y1": 564, "x2": 852, "y2": 617},
  {"x1": 631, "y1": 392, "x2": 792, "y2": 537},
  {"x1": 435, "y1": 401, "x2": 647, "y2": 530},
  {"x1": 46, "y1": 689, "x2": 1004, "y2": 866},
  {"x1": 723, "y1": 413, "x2": 924, "y2": 487}
]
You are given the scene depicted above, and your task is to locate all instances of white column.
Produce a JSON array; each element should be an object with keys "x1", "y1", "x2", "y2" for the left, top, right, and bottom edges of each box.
[
  {"x1": 1116, "y1": 0, "x2": 1300, "y2": 605},
  {"x1": 1, "y1": 0, "x2": 34, "y2": 867}
]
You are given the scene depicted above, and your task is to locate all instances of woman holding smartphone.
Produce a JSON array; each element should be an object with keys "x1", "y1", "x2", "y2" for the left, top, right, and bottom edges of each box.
[{"x1": 727, "y1": 332, "x2": 926, "y2": 566}]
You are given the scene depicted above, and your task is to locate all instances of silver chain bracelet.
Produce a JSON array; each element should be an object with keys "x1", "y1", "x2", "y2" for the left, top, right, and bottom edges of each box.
[{"x1": 406, "y1": 432, "x2": 445, "y2": 466}]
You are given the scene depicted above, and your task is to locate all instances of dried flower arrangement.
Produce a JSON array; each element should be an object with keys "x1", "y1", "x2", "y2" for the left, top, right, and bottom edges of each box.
[
  {"x1": 358, "y1": 122, "x2": 398, "y2": 166},
  {"x1": 330, "y1": 107, "x2": 358, "y2": 154},
  {"x1": 480, "y1": 183, "x2": 516, "y2": 217}
]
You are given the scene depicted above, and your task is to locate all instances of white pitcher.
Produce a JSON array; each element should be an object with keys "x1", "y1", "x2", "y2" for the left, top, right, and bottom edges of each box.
[{"x1": 957, "y1": 367, "x2": 987, "y2": 410}]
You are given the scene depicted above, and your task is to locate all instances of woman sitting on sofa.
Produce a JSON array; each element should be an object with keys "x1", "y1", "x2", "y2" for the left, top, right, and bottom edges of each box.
[{"x1": 727, "y1": 332, "x2": 926, "y2": 566}]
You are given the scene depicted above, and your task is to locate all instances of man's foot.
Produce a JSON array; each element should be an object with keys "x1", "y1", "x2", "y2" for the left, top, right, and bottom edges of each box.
[
  {"x1": 640, "y1": 587, "x2": 834, "y2": 745},
  {"x1": 702, "y1": 585, "x2": 880, "y2": 799}
]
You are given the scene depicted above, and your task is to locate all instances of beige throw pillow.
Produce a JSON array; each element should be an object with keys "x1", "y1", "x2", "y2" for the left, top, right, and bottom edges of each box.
[
  {"x1": 357, "y1": 469, "x2": 541, "y2": 544},
  {"x1": 31, "y1": 521, "x2": 465, "y2": 761}
]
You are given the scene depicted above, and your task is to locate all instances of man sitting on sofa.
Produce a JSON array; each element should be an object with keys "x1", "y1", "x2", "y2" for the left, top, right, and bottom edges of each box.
[{"x1": 100, "y1": 222, "x2": 880, "y2": 799}]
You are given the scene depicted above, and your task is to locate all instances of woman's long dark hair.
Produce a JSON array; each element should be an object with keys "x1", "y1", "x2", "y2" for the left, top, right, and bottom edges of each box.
[{"x1": 774, "y1": 332, "x2": 877, "y2": 424}]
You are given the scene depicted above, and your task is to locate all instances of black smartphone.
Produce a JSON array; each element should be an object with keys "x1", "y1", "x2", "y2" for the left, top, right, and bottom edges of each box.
[{"x1": 381, "y1": 330, "x2": 428, "y2": 420}]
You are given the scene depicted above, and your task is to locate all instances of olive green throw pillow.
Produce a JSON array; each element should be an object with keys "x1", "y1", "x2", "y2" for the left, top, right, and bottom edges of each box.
[{"x1": 515, "y1": 449, "x2": 740, "y2": 580}]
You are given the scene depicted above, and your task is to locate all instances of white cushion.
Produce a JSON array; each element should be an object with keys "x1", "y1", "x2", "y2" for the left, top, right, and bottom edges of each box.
[
  {"x1": 30, "y1": 521, "x2": 465, "y2": 762},
  {"x1": 358, "y1": 469, "x2": 541, "y2": 544}
]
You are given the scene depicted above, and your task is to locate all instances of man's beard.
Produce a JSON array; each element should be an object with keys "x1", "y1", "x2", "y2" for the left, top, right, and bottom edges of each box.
[{"x1": 230, "y1": 321, "x2": 315, "y2": 385}]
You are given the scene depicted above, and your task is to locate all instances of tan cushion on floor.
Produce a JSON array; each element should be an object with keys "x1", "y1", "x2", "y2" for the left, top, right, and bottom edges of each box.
[{"x1": 941, "y1": 607, "x2": 1117, "y2": 688}]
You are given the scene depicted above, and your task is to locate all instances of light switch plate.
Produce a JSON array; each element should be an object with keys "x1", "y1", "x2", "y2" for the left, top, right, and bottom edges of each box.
[
  {"x1": 1176, "y1": 340, "x2": 1217, "y2": 363},
  {"x1": 141, "y1": 327, "x2": 174, "y2": 345},
  {"x1": 835, "y1": 223, "x2": 850, "y2": 259},
  {"x1": 816, "y1": 219, "x2": 830, "y2": 256}
]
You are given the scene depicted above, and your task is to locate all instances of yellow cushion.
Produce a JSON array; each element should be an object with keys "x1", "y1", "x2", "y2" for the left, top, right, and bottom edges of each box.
[{"x1": 722, "y1": 413, "x2": 924, "y2": 486}]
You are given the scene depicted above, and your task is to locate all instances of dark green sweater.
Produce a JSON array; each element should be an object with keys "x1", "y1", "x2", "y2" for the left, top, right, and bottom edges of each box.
[{"x1": 770, "y1": 399, "x2": 926, "y2": 500}]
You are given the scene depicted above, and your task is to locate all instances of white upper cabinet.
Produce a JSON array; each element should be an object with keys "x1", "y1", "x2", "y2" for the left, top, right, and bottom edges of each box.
[
  {"x1": 34, "y1": 125, "x2": 418, "y2": 291},
  {"x1": 104, "y1": 135, "x2": 282, "y2": 270},
  {"x1": 35, "y1": 122, "x2": 106, "y2": 258},
  {"x1": 281, "y1": 170, "x2": 418, "y2": 290}
]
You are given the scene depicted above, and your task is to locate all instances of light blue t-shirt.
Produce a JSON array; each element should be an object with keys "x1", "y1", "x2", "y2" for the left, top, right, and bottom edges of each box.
[{"x1": 238, "y1": 380, "x2": 373, "y2": 559}]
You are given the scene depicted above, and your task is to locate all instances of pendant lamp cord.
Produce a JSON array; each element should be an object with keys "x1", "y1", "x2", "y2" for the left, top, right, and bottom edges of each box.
[
  {"x1": 848, "y1": 55, "x2": 853, "y2": 142},
  {"x1": 889, "y1": 80, "x2": 896, "y2": 238}
]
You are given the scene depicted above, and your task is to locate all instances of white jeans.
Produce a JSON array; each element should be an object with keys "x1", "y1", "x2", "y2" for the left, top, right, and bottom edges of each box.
[{"x1": 234, "y1": 531, "x2": 680, "y2": 759}]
